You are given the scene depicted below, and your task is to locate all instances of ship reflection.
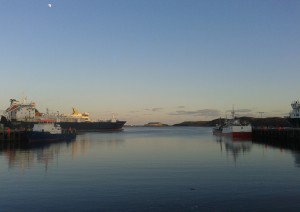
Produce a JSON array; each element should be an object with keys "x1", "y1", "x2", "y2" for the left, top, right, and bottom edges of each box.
[
  {"x1": 252, "y1": 138, "x2": 300, "y2": 168},
  {"x1": 0, "y1": 139, "x2": 76, "y2": 172},
  {"x1": 292, "y1": 151, "x2": 300, "y2": 168},
  {"x1": 0, "y1": 133, "x2": 125, "y2": 172},
  {"x1": 224, "y1": 137, "x2": 252, "y2": 163},
  {"x1": 214, "y1": 135, "x2": 252, "y2": 163},
  {"x1": 215, "y1": 135, "x2": 300, "y2": 168}
]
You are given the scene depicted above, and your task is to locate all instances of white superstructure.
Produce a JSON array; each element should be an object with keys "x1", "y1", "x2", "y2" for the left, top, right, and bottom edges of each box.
[
  {"x1": 5, "y1": 98, "x2": 36, "y2": 121},
  {"x1": 41, "y1": 108, "x2": 91, "y2": 122},
  {"x1": 4, "y1": 98, "x2": 91, "y2": 123},
  {"x1": 289, "y1": 100, "x2": 300, "y2": 119},
  {"x1": 33, "y1": 122, "x2": 62, "y2": 134}
]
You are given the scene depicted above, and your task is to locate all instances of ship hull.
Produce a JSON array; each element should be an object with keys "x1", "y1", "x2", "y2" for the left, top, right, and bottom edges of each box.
[
  {"x1": 24, "y1": 131, "x2": 76, "y2": 143},
  {"x1": 1, "y1": 117, "x2": 126, "y2": 132},
  {"x1": 222, "y1": 125, "x2": 252, "y2": 139},
  {"x1": 57, "y1": 121, "x2": 126, "y2": 131},
  {"x1": 222, "y1": 132, "x2": 252, "y2": 139}
]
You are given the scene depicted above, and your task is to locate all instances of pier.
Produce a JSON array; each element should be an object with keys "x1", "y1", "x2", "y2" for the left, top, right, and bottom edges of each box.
[
  {"x1": 0, "y1": 129, "x2": 25, "y2": 143},
  {"x1": 253, "y1": 127, "x2": 300, "y2": 141},
  {"x1": 252, "y1": 127, "x2": 300, "y2": 145},
  {"x1": 252, "y1": 127, "x2": 300, "y2": 151},
  {"x1": 0, "y1": 124, "x2": 26, "y2": 144}
]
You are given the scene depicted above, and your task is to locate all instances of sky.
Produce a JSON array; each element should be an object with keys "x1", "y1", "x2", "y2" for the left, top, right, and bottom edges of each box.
[{"x1": 0, "y1": 0, "x2": 300, "y2": 125}]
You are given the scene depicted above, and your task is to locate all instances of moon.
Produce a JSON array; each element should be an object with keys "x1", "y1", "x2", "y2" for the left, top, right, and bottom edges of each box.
[{"x1": 48, "y1": 3, "x2": 52, "y2": 8}]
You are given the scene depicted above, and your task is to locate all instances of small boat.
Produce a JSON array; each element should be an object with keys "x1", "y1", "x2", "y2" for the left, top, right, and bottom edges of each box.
[
  {"x1": 24, "y1": 121, "x2": 76, "y2": 143},
  {"x1": 212, "y1": 117, "x2": 223, "y2": 135},
  {"x1": 212, "y1": 124, "x2": 223, "y2": 135}
]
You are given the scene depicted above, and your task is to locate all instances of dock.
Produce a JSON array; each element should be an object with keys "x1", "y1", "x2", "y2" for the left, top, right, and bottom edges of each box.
[
  {"x1": 0, "y1": 129, "x2": 26, "y2": 143},
  {"x1": 253, "y1": 127, "x2": 300, "y2": 143},
  {"x1": 0, "y1": 123, "x2": 26, "y2": 142},
  {"x1": 252, "y1": 127, "x2": 300, "y2": 150},
  {"x1": 253, "y1": 127, "x2": 300, "y2": 141}
]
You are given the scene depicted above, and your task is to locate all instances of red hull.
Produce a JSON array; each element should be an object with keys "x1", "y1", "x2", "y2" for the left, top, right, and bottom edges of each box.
[{"x1": 222, "y1": 132, "x2": 252, "y2": 139}]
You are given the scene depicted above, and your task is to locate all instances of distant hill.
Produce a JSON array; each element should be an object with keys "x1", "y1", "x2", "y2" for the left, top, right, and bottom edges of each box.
[
  {"x1": 173, "y1": 117, "x2": 292, "y2": 127},
  {"x1": 173, "y1": 121, "x2": 209, "y2": 127},
  {"x1": 144, "y1": 122, "x2": 169, "y2": 127}
]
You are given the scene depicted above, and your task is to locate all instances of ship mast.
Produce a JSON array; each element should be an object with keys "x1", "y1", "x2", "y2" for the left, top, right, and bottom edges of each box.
[
  {"x1": 231, "y1": 105, "x2": 235, "y2": 119},
  {"x1": 22, "y1": 95, "x2": 27, "y2": 104},
  {"x1": 111, "y1": 113, "x2": 117, "y2": 122}
]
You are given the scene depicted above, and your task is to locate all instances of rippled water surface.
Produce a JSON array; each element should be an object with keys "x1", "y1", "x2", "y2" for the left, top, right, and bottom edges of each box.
[{"x1": 1, "y1": 127, "x2": 300, "y2": 211}]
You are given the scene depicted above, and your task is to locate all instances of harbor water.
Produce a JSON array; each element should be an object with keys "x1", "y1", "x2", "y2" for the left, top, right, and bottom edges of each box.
[{"x1": 1, "y1": 127, "x2": 300, "y2": 211}]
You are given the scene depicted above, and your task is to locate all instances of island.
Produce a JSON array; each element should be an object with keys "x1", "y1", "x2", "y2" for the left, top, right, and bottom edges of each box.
[{"x1": 144, "y1": 122, "x2": 169, "y2": 127}]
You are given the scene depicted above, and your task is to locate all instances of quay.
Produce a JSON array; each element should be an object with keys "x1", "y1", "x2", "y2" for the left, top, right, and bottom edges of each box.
[
  {"x1": 0, "y1": 129, "x2": 26, "y2": 143},
  {"x1": 0, "y1": 124, "x2": 26, "y2": 144},
  {"x1": 252, "y1": 127, "x2": 300, "y2": 143}
]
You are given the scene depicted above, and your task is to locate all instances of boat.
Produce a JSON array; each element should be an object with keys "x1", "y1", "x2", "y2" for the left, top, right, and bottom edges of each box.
[
  {"x1": 212, "y1": 117, "x2": 223, "y2": 135},
  {"x1": 44, "y1": 108, "x2": 126, "y2": 131},
  {"x1": 23, "y1": 121, "x2": 76, "y2": 143},
  {"x1": 212, "y1": 124, "x2": 223, "y2": 135},
  {"x1": 220, "y1": 108, "x2": 252, "y2": 138},
  {"x1": 1, "y1": 98, "x2": 126, "y2": 131},
  {"x1": 287, "y1": 100, "x2": 300, "y2": 128},
  {"x1": 212, "y1": 115, "x2": 251, "y2": 138}
]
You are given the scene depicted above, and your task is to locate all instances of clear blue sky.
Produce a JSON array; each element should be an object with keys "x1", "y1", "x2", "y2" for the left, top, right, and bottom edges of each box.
[{"x1": 1, "y1": 0, "x2": 300, "y2": 125}]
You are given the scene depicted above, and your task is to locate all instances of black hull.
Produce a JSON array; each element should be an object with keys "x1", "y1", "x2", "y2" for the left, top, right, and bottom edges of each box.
[
  {"x1": 58, "y1": 121, "x2": 126, "y2": 131},
  {"x1": 25, "y1": 131, "x2": 76, "y2": 143},
  {"x1": 0, "y1": 116, "x2": 126, "y2": 132},
  {"x1": 286, "y1": 118, "x2": 300, "y2": 128}
]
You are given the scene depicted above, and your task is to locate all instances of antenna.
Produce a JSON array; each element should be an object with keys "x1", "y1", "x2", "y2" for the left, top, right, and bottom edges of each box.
[
  {"x1": 231, "y1": 104, "x2": 235, "y2": 118},
  {"x1": 258, "y1": 112, "x2": 264, "y2": 118}
]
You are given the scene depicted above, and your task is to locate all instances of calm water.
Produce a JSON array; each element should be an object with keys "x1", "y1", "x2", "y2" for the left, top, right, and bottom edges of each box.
[{"x1": 1, "y1": 127, "x2": 300, "y2": 211}]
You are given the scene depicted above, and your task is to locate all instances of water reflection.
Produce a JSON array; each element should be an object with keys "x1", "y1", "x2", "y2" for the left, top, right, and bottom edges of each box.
[
  {"x1": 0, "y1": 140, "x2": 75, "y2": 171},
  {"x1": 293, "y1": 152, "x2": 300, "y2": 167},
  {"x1": 224, "y1": 138, "x2": 252, "y2": 163},
  {"x1": 214, "y1": 133, "x2": 300, "y2": 168},
  {"x1": 0, "y1": 132, "x2": 125, "y2": 172},
  {"x1": 252, "y1": 138, "x2": 300, "y2": 168},
  {"x1": 2, "y1": 128, "x2": 300, "y2": 211},
  {"x1": 214, "y1": 135, "x2": 252, "y2": 162}
]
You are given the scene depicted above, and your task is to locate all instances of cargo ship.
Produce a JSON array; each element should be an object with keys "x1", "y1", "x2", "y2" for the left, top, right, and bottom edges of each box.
[{"x1": 1, "y1": 98, "x2": 126, "y2": 131}]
